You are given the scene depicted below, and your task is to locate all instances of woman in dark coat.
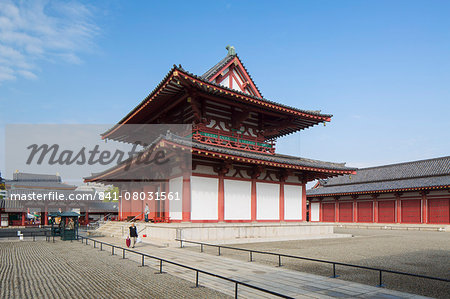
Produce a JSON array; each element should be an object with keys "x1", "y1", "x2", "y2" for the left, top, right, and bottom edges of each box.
[{"x1": 129, "y1": 222, "x2": 138, "y2": 248}]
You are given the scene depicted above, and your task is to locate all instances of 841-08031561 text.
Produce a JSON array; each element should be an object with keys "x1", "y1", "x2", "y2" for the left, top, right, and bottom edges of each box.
[{"x1": 99, "y1": 191, "x2": 181, "y2": 201}]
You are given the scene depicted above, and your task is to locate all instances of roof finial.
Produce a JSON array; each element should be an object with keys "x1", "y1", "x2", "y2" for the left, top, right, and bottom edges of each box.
[{"x1": 226, "y1": 45, "x2": 236, "y2": 56}]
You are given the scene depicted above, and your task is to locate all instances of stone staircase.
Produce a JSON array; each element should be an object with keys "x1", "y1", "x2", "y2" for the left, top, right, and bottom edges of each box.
[{"x1": 90, "y1": 221, "x2": 146, "y2": 238}]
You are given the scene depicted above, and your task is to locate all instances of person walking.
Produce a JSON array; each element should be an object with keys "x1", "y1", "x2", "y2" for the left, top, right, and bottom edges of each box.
[
  {"x1": 129, "y1": 222, "x2": 138, "y2": 248},
  {"x1": 144, "y1": 203, "x2": 150, "y2": 222}
]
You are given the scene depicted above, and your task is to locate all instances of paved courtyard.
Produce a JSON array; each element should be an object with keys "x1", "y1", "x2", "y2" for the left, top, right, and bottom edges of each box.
[
  {"x1": 87, "y1": 235, "x2": 430, "y2": 298},
  {"x1": 0, "y1": 240, "x2": 229, "y2": 299},
  {"x1": 189, "y1": 228, "x2": 449, "y2": 298}
]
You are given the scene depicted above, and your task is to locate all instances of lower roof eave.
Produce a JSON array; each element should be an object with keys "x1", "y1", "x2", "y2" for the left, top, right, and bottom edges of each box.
[{"x1": 307, "y1": 184, "x2": 450, "y2": 199}]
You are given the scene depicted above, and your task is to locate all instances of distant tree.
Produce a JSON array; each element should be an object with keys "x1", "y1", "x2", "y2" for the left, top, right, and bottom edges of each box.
[
  {"x1": 0, "y1": 176, "x2": 5, "y2": 199},
  {"x1": 103, "y1": 186, "x2": 119, "y2": 202}
]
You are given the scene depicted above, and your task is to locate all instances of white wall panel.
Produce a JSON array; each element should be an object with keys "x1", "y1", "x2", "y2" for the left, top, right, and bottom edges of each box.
[
  {"x1": 232, "y1": 77, "x2": 242, "y2": 92},
  {"x1": 310, "y1": 202, "x2": 320, "y2": 222},
  {"x1": 191, "y1": 176, "x2": 218, "y2": 220},
  {"x1": 220, "y1": 75, "x2": 229, "y2": 88},
  {"x1": 169, "y1": 177, "x2": 183, "y2": 220},
  {"x1": 256, "y1": 182, "x2": 279, "y2": 220},
  {"x1": 284, "y1": 185, "x2": 303, "y2": 220},
  {"x1": 224, "y1": 180, "x2": 251, "y2": 220}
]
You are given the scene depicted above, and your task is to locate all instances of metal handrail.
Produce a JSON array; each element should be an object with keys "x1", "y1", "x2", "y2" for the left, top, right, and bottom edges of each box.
[
  {"x1": 128, "y1": 212, "x2": 144, "y2": 222},
  {"x1": 0, "y1": 230, "x2": 51, "y2": 242},
  {"x1": 74, "y1": 236, "x2": 292, "y2": 299},
  {"x1": 176, "y1": 239, "x2": 450, "y2": 288}
]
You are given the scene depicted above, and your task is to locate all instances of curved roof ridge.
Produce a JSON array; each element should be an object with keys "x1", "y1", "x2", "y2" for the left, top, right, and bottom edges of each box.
[
  {"x1": 322, "y1": 156, "x2": 450, "y2": 187},
  {"x1": 356, "y1": 156, "x2": 450, "y2": 171}
]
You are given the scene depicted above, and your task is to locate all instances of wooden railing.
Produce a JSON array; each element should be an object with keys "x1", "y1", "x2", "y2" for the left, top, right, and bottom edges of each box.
[{"x1": 192, "y1": 127, "x2": 275, "y2": 155}]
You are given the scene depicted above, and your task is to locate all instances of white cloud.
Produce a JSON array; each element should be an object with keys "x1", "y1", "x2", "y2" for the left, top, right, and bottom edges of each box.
[{"x1": 0, "y1": 0, "x2": 99, "y2": 83}]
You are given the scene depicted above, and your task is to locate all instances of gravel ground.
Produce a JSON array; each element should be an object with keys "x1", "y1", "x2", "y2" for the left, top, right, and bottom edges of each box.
[
  {"x1": 0, "y1": 240, "x2": 230, "y2": 299},
  {"x1": 186, "y1": 228, "x2": 450, "y2": 298}
]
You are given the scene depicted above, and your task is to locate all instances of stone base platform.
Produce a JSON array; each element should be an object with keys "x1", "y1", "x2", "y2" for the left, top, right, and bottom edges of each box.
[{"x1": 93, "y1": 221, "x2": 351, "y2": 245}]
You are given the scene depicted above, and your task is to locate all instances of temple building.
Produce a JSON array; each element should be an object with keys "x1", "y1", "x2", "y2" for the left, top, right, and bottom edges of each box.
[
  {"x1": 85, "y1": 46, "x2": 356, "y2": 223},
  {"x1": 1, "y1": 172, "x2": 117, "y2": 227},
  {"x1": 307, "y1": 156, "x2": 450, "y2": 224}
]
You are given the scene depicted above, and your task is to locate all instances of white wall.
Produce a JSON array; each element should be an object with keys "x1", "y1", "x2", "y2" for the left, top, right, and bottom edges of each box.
[
  {"x1": 256, "y1": 182, "x2": 279, "y2": 220},
  {"x1": 310, "y1": 202, "x2": 320, "y2": 222},
  {"x1": 169, "y1": 177, "x2": 183, "y2": 220},
  {"x1": 224, "y1": 180, "x2": 251, "y2": 220},
  {"x1": 190, "y1": 176, "x2": 218, "y2": 220},
  {"x1": 284, "y1": 185, "x2": 302, "y2": 220}
]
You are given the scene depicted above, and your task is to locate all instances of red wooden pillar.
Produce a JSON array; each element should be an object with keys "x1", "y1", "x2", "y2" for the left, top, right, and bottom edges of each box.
[
  {"x1": 218, "y1": 174, "x2": 225, "y2": 222},
  {"x1": 164, "y1": 182, "x2": 170, "y2": 221},
  {"x1": 251, "y1": 179, "x2": 257, "y2": 221},
  {"x1": 371, "y1": 194, "x2": 379, "y2": 223},
  {"x1": 335, "y1": 197, "x2": 340, "y2": 222},
  {"x1": 119, "y1": 190, "x2": 125, "y2": 221},
  {"x1": 373, "y1": 199, "x2": 378, "y2": 223},
  {"x1": 182, "y1": 173, "x2": 191, "y2": 222},
  {"x1": 420, "y1": 191, "x2": 428, "y2": 224},
  {"x1": 279, "y1": 181, "x2": 285, "y2": 222},
  {"x1": 21, "y1": 212, "x2": 26, "y2": 226},
  {"x1": 44, "y1": 205, "x2": 48, "y2": 225},
  {"x1": 85, "y1": 210, "x2": 89, "y2": 225},
  {"x1": 353, "y1": 201, "x2": 357, "y2": 222},
  {"x1": 302, "y1": 182, "x2": 307, "y2": 221},
  {"x1": 318, "y1": 198, "x2": 323, "y2": 222},
  {"x1": 395, "y1": 193, "x2": 402, "y2": 223}
]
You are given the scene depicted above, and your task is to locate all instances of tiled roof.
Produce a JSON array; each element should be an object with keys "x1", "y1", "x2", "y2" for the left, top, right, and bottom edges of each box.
[
  {"x1": 307, "y1": 175, "x2": 450, "y2": 196},
  {"x1": 103, "y1": 63, "x2": 331, "y2": 140},
  {"x1": 307, "y1": 156, "x2": 450, "y2": 196},
  {"x1": 201, "y1": 54, "x2": 264, "y2": 98},
  {"x1": 322, "y1": 156, "x2": 450, "y2": 186},
  {"x1": 5, "y1": 173, "x2": 77, "y2": 190},
  {"x1": 85, "y1": 133, "x2": 355, "y2": 182},
  {"x1": 12, "y1": 172, "x2": 62, "y2": 182},
  {"x1": 201, "y1": 54, "x2": 235, "y2": 81},
  {"x1": 5, "y1": 181, "x2": 77, "y2": 189}
]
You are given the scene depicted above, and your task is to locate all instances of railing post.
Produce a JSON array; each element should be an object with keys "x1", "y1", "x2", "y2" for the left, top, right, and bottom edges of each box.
[
  {"x1": 218, "y1": 246, "x2": 221, "y2": 256},
  {"x1": 377, "y1": 270, "x2": 385, "y2": 287},
  {"x1": 141, "y1": 255, "x2": 145, "y2": 267},
  {"x1": 180, "y1": 240, "x2": 183, "y2": 248},
  {"x1": 159, "y1": 260, "x2": 163, "y2": 273},
  {"x1": 249, "y1": 251, "x2": 253, "y2": 262},
  {"x1": 331, "y1": 263, "x2": 339, "y2": 278},
  {"x1": 278, "y1": 255, "x2": 282, "y2": 267},
  {"x1": 112, "y1": 246, "x2": 114, "y2": 255},
  {"x1": 195, "y1": 271, "x2": 199, "y2": 287},
  {"x1": 94, "y1": 241, "x2": 96, "y2": 248},
  {"x1": 235, "y1": 282, "x2": 238, "y2": 299},
  {"x1": 201, "y1": 244, "x2": 203, "y2": 252},
  {"x1": 100, "y1": 243, "x2": 103, "y2": 251},
  {"x1": 123, "y1": 248, "x2": 125, "y2": 259}
]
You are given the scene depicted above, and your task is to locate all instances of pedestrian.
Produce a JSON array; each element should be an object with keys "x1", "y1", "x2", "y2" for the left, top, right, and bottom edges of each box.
[
  {"x1": 144, "y1": 203, "x2": 150, "y2": 222},
  {"x1": 129, "y1": 222, "x2": 138, "y2": 248}
]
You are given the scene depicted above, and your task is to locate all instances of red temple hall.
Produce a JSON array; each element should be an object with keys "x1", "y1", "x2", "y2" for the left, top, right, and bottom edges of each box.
[{"x1": 86, "y1": 46, "x2": 356, "y2": 223}]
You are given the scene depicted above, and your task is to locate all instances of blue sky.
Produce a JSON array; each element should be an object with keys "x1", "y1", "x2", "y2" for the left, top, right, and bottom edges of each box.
[{"x1": 0, "y1": 0, "x2": 449, "y2": 179}]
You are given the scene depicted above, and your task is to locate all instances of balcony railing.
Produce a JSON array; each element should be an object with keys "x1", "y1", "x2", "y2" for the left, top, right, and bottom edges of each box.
[{"x1": 192, "y1": 127, "x2": 275, "y2": 155}]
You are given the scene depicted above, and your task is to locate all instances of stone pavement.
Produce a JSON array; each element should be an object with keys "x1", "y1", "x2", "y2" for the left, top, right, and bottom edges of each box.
[
  {"x1": 0, "y1": 240, "x2": 229, "y2": 299},
  {"x1": 91, "y1": 236, "x2": 431, "y2": 299}
]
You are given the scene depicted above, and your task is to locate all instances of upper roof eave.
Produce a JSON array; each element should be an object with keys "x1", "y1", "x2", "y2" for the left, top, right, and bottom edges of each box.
[{"x1": 102, "y1": 66, "x2": 333, "y2": 139}]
